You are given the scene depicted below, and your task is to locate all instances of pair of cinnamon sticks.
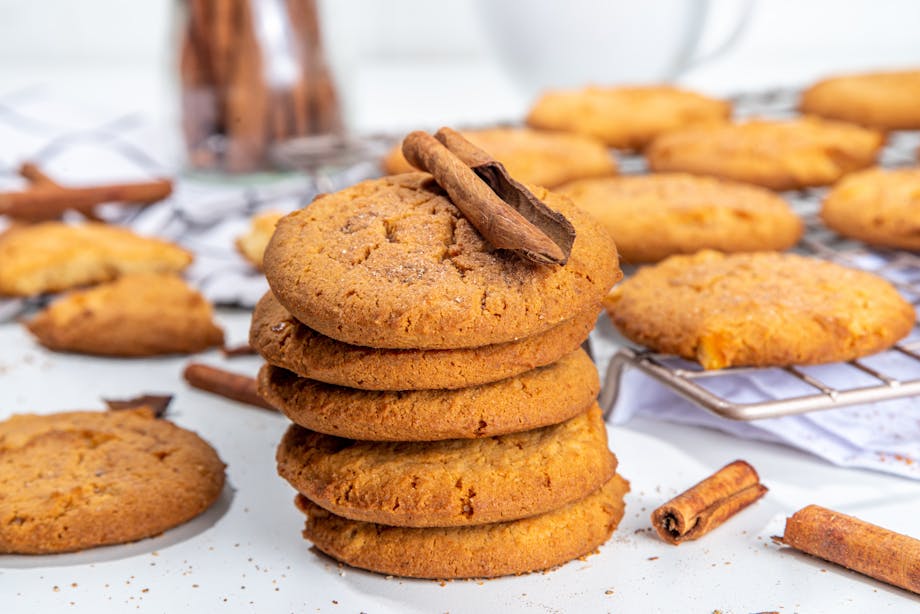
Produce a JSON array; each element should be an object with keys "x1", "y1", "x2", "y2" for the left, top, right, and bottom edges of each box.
[
  {"x1": 180, "y1": 0, "x2": 343, "y2": 173},
  {"x1": 652, "y1": 460, "x2": 920, "y2": 595}
]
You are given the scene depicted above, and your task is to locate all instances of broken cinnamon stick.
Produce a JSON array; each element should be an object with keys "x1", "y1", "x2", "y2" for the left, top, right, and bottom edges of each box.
[
  {"x1": 221, "y1": 343, "x2": 257, "y2": 357},
  {"x1": 0, "y1": 173, "x2": 173, "y2": 221},
  {"x1": 779, "y1": 505, "x2": 920, "y2": 594},
  {"x1": 183, "y1": 362, "x2": 275, "y2": 411},
  {"x1": 104, "y1": 394, "x2": 174, "y2": 418},
  {"x1": 401, "y1": 130, "x2": 568, "y2": 265},
  {"x1": 651, "y1": 460, "x2": 768, "y2": 545}
]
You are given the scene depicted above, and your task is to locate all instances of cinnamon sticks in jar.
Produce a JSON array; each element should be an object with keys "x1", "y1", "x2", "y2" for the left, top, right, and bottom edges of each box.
[
  {"x1": 651, "y1": 460, "x2": 768, "y2": 545},
  {"x1": 180, "y1": 0, "x2": 343, "y2": 173}
]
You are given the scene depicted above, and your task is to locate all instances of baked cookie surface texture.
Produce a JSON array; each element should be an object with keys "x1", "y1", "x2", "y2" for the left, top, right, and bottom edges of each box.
[{"x1": 800, "y1": 69, "x2": 920, "y2": 130}]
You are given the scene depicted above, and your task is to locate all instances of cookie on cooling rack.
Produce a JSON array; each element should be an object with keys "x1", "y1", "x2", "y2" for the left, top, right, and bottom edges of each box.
[
  {"x1": 800, "y1": 69, "x2": 920, "y2": 130},
  {"x1": 0, "y1": 222, "x2": 192, "y2": 297},
  {"x1": 295, "y1": 473, "x2": 629, "y2": 579},
  {"x1": 262, "y1": 173, "x2": 619, "y2": 350},
  {"x1": 645, "y1": 117, "x2": 883, "y2": 190},
  {"x1": 0, "y1": 408, "x2": 225, "y2": 554},
  {"x1": 557, "y1": 173, "x2": 803, "y2": 263},
  {"x1": 277, "y1": 404, "x2": 615, "y2": 527},
  {"x1": 605, "y1": 250, "x2": 915, "y2": 370},
  {"x1": 26, "y1": 273, "x2": 224, "y2": 356},
  {"x1": 821, "y1": 167, "x2": 920, "y2": 250},
  {"x1": 257, "y1": 348, "x2": 598, "y2": 441},
  {"x1": 236, "y1": 210, "x2": 284, "y2": 270},
  {"x1": 526, "y1": 85, "x2": 730, "y2": 150}
]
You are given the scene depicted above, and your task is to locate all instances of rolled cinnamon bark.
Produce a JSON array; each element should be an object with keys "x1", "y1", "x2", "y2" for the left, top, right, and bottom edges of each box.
[
  {"x1": 651, "y1": 460, "x2": 767, "y2": 544},
  {"x1": 183, "y1": 363, "x2": 276, "y2": 411},
  {"x1": 780, "y1": 505, "x2": 920, "y2": 594}
]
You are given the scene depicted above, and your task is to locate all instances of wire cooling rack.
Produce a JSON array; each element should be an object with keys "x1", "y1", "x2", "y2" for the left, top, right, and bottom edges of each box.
[{"x1": 600, "y1": 87, "x2": 920, "y2": 421}]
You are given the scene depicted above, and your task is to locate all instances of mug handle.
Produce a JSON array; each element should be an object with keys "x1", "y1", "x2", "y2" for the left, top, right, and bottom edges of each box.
[{"x1": 677, "y1": 0, "x2": 756, "y2": 75}]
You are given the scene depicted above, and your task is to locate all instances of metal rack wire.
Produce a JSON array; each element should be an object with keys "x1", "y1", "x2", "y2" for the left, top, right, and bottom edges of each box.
[{"x1": 600, "y1": 87, "x2": 920, "y2": 421}]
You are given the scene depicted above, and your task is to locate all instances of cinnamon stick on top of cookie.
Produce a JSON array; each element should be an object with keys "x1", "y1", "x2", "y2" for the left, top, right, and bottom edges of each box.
[{"x1": 401, "y1": 128, "x2": 575, "y2": 266}]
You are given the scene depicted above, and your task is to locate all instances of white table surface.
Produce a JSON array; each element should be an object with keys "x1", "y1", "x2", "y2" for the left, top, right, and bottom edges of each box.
[{"x1": 2, "y1": 310, "x2": 919, "y2": 613}]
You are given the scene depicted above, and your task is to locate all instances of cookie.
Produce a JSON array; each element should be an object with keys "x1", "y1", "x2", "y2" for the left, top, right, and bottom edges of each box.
[
  {"x1": 800, "y1": 69, "x2": 920, "y2": 130},
  {"x1": 297, "y1": 472, "x2": 629, "y2": 579},
  {"x1": 526, "y1": 85, "x2": 730, "y2": 150},
  {"x1": 258, "y1": 348, "x2": 598, "y2": 441},
  {"x1": 558, "y1": 173, "x2": 803, "y2": 263},
  {"x1": 382, "y1": 127, "x2": 617, "y2": 188},
  {"x1": 0, "y1": 408, "x2": 226, "y2": 554},
  {"x1": 26, "y1": 273, "x2": 224, "y2": 356},
  {"x1": 0, "y1": 222, "x2": 192, "y2": 297},
  {"x1": 236, "y1": 210, "x2": 284, "y2": 270},
  {"x1": 646, "y1": 117, "x2": 884, "y2": 191},
  {"x1": 821, "y1": 167, "x2": 920, "y2": 250},
  {"x1": 277, "y1": 404, "x2": 615, "y2": 527},
  {"x1": 605, "y1": 250, "x2": 915, "y2": 369},
  {"x1": 264, "y1": 173, "x2": 619, "y2": 349},
  {"x1": 250, "y1": 292, "x2": 598, "y2": 390}
]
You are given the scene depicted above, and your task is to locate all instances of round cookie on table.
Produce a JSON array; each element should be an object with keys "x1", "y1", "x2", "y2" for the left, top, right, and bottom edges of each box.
[
  {"x1": 645, "y1": 117, "x2": 884, "y2": 191},
  {"x1": 821, "y1": 167, "x2": 920, "y2": 250},
  {"x1": 558, "y1": 173, "x2": 803, "y2": 264},
  {"x1": 296, "y1": 473, "x2": 629, "y2": 579},
  {"x1": 262, "y1": 172, "x2": 620, "y2": 350},
  {"x1": 605, "y1": 250, "x2": 915, "y2": 370},
  {"x1": 0, "y1": 408, "x2": 225, "y2": 554},
  {"x1": 258, "y1": 348, "x2": 598, "y2": 441},
  {"x1": 383, "y1": 127, "x2": 617, "y2": 188},
  {"x1": 526, "y1": 85, "x2": 730, "y2": 150},
  {"x1": 800, "y1": 69, "x2": 920, "y2": 130}
]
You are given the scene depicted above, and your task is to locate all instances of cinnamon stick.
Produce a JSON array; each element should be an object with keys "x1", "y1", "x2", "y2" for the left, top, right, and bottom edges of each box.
[
  {"x1": 104, "y1": 394, "x2": 173, "y2": 418},
  {"x1": 19, "y1": 162, "x2": 60, "y2": 187},
  {"x1": 779, "y1": 505, "x2": 920, "y2": 594},
  {"x1": 401, "y1": 130, "x2": 567, "y2": 265},
  {"x1": 183, "y1": 362, "x2": 275, "y2": 411},
  {"x1": 0, "y1": 175, "x2": 173, "y2": 221},
  {"x1": 651, "y1": 460, "x2": 768, "y2": 545}
]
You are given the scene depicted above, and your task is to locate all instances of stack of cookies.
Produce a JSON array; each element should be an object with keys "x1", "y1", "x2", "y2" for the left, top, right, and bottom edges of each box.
[{"x1": 250, "y1": 172, "x2": 627, "y2": 579}]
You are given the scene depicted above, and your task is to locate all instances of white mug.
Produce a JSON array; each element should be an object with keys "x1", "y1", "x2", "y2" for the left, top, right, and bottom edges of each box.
[{"x1": 474, "y1": 0, "x2": 753, "y2": 97}]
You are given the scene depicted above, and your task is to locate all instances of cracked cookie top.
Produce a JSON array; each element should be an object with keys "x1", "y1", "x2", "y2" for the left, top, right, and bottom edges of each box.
[{"x1": 263, "y1": 173, "x2": 620, "y2": 349}]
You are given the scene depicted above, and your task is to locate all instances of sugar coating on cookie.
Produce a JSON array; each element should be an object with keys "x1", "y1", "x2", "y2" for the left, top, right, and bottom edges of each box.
[
  {"x1": 646, "y1": 117, "x2": 883, "y2": 190},
  {"x1": 258, "y1": 348, "x2": 598, "y2": 441},
  {"x1": 277, "y1": 404, "x2": 615, "y2": 527},
  {"x1": 0, "y1": 222, "x2": 192, "y2": 297},
  {"x1": 0, "y1": 409, "x2": 226, "y2": 554},
  {"x1": 297, "y1": 473, "x2": 629, "y2": 579},
  {"x1": 606, "y1": 251, "x2": 915, "y2": 369},
  {"x1": 236, "y1": 210, "x2": 284, "y2": 270},
  {"x1": 383, "y1": 127, "x2": 617, "y2": 188},
  {"x1": 264, "y1": 173, "x2": 619, "y2": 350},
  {"x1": 27, "y1": 273, "x2": 224, "y2": 356},
  {"x1": 558, "y1": 173, "x2": 803, "y2": 263},
  {"x1": 526, "y1": 85, "x2": 730, "y2": 150},
  {"x1": 800, "y1": 69, "x2": 920, "y2": 130},
  {"x1": 250, "y1": 292, "x2": 599, "y2": 391},
  {"x1": 821, "y1": 167, "x2": 920, "y2": 250}
]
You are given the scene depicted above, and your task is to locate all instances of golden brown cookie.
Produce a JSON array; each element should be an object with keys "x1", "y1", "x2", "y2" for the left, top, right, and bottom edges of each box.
[
  {"x1": 0, "y1": 408, "x2": 226, "y2": 554},
  {"x1": 646, "y1": 117, "x2": 884, "y2": 190},
  {"x1": 821, "y1": 167, "x2": 920, "y2": 250},
  {"x1": 558, "y1": 173, "x2": 803, "y2": 263},
  {"x1": 277, "y1": 404, "x2": 615, "y2": 527},
  {"x1": 526, "y1": 85, "x2": 730, "y2": 150},
  {"x1": 26, "y1": 273, "x2": 224, "y2": 356},
  {"x1": 800, "y1": 69, "x2": 920, "y2": 130},
  {"x1": 258, "y1": 348, "x2": 598, "y2": 441},
  {"x1": 605, "y1": 251, "x2": 915, "y2": 369},
  {"x1": 250, "y1": 292, "x2": 598, "y2": 390},
  {"x1": 297, "y1": 473, "x2": 629, "y2": 579},
  {"x1": 382, "y1": 127, "x2": 617, "y2": 188},
  {"x1": 0, "y1": 222, "x2": 192, "y2": 297},
  {"x1": 236, "y1": 210, "x2": 284, "y2": 270},
  {"x1": 264, "y1": 173, "x2": 619, "y2": 350}
]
